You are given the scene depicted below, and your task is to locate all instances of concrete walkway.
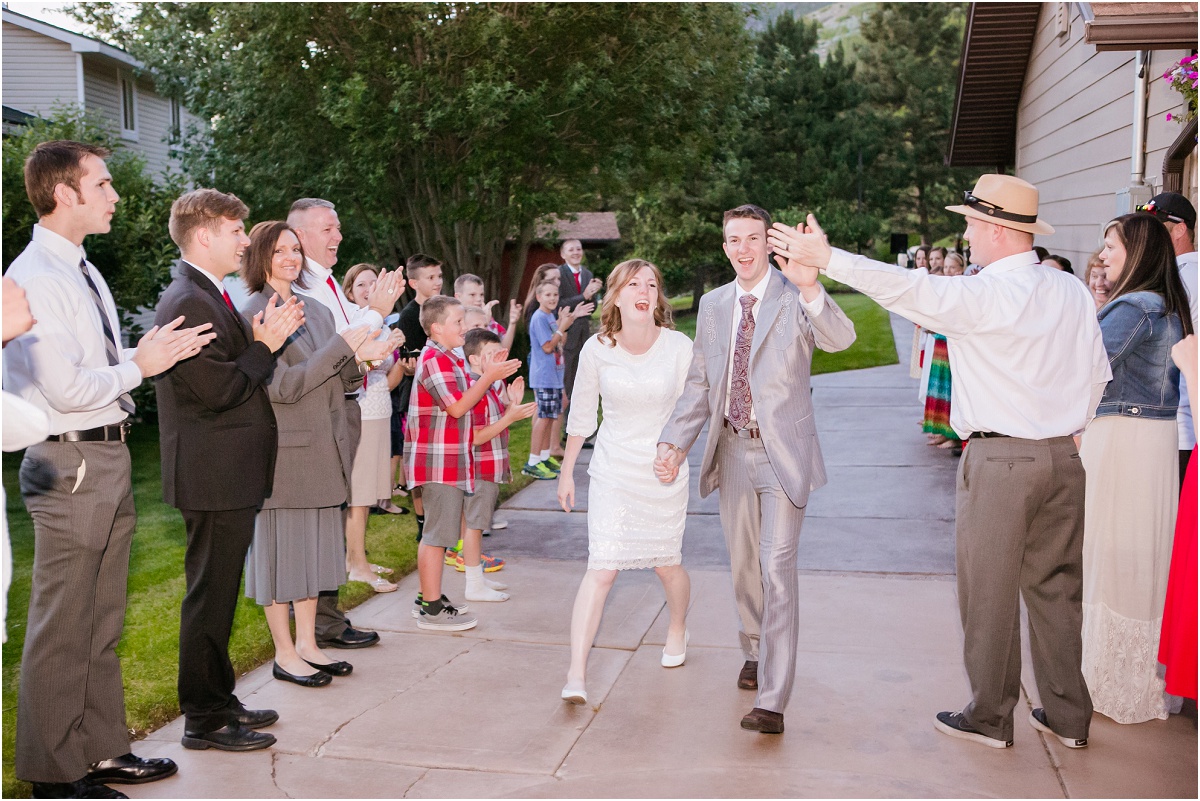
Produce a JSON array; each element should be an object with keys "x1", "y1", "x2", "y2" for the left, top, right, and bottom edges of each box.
[{"x1": 124, "y1": 314, "x2": 1196, "y2": 799}]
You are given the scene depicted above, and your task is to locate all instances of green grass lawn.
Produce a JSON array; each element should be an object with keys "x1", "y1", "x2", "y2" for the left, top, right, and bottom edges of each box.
[{"x1": 1, "y1": 421, "x2": 536, "y2": 798}]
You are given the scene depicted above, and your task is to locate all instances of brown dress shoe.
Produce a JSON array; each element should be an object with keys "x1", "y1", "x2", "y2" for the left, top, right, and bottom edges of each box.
[
  {"x1": 741, "y1": 707, "x2": 784, "y2": 734},
  {"x1": 738, "y1": 660, "x2": 758, "y2": 690}
]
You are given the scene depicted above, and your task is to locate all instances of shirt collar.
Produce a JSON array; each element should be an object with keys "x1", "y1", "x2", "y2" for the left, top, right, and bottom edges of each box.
[
  {"x1": 32, "y1": 224, "x2": 86, "y2": 268},
  {"x1": 182, "y1": 259, "x2": 229, "y2": 293},
  {"x1": 980, "y1": 250, "x2": 1040, "y2": 274},
  {"x1": 567, "y1": 264, "x2": 582, "y2": 275},
  {"x1": 735, "y1": 268, "x2": 772, "y2": 303},
  {"x1": 428, "y1": 338, "x2": 465, "y2": 367},
  {"x1": 305, "y1": 257, "x2": 333, "y2": 282}
]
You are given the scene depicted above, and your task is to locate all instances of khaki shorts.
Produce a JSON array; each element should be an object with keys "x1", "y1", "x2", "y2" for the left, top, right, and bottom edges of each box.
[
  {"x1": 464, "y1": 480, "x2": 500, "y2": 531},
  {"x1": 419, "y1": 482, "x2": 467, "y2": 549}
]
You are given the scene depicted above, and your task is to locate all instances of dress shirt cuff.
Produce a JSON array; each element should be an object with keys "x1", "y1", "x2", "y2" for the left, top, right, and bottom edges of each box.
[
  {"x1": 118, "y1": 360, "x2": 143, "y2": 391},
  {"x1": 824, "y1": 248, "x2": 858, "y2": 283},
  {"x1": 798, "y1": 288, "x2": 826, "y2": 316},
  {"x1": 360, "y1": 309, "x2": 384, "y2": 330}
]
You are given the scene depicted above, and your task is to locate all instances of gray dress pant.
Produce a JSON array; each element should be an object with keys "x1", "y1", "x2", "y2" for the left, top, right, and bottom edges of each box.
[
  {"x1": 16, "y1": 441, "x2": 133, "y2": 782},
  {"x1": 956, "y1": 435, "x2": 1093, "y2": 742},
  {"x1": 316, "y1": 396, "x2": 362, "y2": 641},
  {"x1": 715, "y1": 426, "x2": 807, "y2": 714}
]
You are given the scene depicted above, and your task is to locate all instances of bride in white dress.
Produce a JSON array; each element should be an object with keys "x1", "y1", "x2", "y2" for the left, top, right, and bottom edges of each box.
[{"x1": 557, "y1": 259, "x2": 693, "y2": 705}]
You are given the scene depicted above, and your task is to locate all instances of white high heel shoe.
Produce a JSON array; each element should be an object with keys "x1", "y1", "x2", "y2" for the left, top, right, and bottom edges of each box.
[
  {"x1": 661, "y1": 630, "x2": 689, "y2": 668},
  {"x1": 561, "y1": 683, "x2": 588, "y2": 705}
]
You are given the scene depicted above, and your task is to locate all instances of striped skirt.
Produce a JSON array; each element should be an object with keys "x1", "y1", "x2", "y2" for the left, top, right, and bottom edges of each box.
[{"x1": 922, "y1": 333, "x2": 957, "y2": 440}]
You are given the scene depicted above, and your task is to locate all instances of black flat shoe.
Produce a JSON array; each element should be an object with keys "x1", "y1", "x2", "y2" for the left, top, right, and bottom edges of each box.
[
  {"x1": 181, "y1": 723, "x2": 276, "y2": 752},
  {"x1": 87, "y1": 753, "x2": 177, "y2": 784},
  {"x1": 31, "y1": 780, "x2": 126, "y2": 799},
  {"x1": 272, "y1": 661, "x2": 332, "y2": 687},
  {"x1": 304, "y1": 658, "x2": 353, "y2": 676},
  {"x1": 234, "y1": 707, "x2": 278, "y2": 729},
  {"x1": 318, "y1": 626, "x2": 380, "y2": 649}
]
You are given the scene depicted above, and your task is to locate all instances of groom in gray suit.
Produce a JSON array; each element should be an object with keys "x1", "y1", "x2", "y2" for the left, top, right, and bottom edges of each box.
[{"x1": 657, "y1": 204, "x2": 856, "y2": 733}]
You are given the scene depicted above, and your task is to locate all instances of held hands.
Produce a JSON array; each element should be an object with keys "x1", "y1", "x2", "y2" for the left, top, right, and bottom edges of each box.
[
  {"x1": 583, "y1": 277, "x2": 603, "y2": 300},
  {"x1": 253, "y1": 294, "x2": 305, "y2": 353},
  {"x1": 356, "y1": 328, "x2": 405, "y2": 363},
  {"x1": 654, "y1": 442, "x2": 683, "y2": 484},
  {"x1": 367, "y1": 268, "x2": 404, "y2": 316},
  {"x1": 132, "y1": 316, "x2": 217, "y2": 377},
  {"x1": 767, "y1": 215, "x2": 833, "y2": 284}
]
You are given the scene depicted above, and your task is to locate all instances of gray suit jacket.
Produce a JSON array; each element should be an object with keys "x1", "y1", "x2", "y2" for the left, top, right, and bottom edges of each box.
[
  {"x1": 242, "y1": 289, "x2": 362, "y2": 510},
  {"x1": 659, "y1": 269, "x2": 856, "y2": 508}
]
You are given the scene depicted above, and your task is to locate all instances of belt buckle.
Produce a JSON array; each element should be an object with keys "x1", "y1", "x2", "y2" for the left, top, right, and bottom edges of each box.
[{"x1": 118, "y1": 420, "x2": 132, "y2": 443}]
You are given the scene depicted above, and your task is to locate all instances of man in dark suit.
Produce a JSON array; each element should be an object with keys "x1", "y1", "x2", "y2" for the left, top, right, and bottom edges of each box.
[
  {"x1": 554, "y1": 239, "x2": 600, "y2": 445},
  {"x1": 154, "y1": 189, "x2": 304, "y2": 752}
]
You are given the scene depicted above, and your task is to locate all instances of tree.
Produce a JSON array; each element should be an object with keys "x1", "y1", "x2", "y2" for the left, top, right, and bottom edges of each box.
[
  {"x1": 856, "y1": 2, "x2": 976, "y2": 244},
  {"x1": 2, "y1": 105, "x2": 186, "y2": 332},
  {"x1": 75, "y1": 2, "x2": 753, "y2": 301}
]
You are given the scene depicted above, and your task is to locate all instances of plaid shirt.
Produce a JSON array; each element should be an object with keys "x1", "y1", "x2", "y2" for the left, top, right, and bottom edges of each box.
[
  {"x1": 469, "y1": 371, "x2": 512, "y2": 484},
  {"x1": 404, "y1": 340, "x2": 474, "y2": 493}
]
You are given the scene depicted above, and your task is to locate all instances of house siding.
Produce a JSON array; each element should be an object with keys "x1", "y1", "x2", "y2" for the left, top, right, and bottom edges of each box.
[
  {"x1": 1014, "y1": 3, "x2": 1192, "y2": 272},
  {"x1": 1, "y1": 21, "x2": 78, "y2": 115}
]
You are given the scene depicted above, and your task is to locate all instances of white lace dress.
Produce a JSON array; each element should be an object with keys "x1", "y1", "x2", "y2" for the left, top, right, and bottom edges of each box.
[{"x1": 565, "y1": 329, "x2": 693, "y2": 570}]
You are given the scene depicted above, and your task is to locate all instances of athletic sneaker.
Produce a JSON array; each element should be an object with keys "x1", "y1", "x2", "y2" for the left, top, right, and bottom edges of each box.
[
  {"x1": 933, "y1": 711, "x2": 1012, "y2": 748},
  {"x1": 452, "y1": 552, "x2": 505, "y2": 573},
  {"x1": 490, "y1": 518, "x2": 509, "y2": 530},
  {"x1": 1029, "y1": 708, "x2": 1087, "y2": 748},
  {"x1": 416, "y1": 604, "x2": 477, "y2": 631},
  {"x1": 544, "y1": 456, "x2": 562, "y2": 473},
  {"x1": 521, "y1": 462, "x2": 556, "y2": 480},
  {"x1": 444, "y1": 548, "x2": 460, "y2": 566},
  {"x1": 411, "y1": 594, "x2": 469, "y2": 619}
]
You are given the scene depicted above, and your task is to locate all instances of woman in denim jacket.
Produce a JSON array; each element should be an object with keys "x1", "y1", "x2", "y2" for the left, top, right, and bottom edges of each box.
[{"x1": 1081, "y1": 213, "x2": 1194, "y2": 724}]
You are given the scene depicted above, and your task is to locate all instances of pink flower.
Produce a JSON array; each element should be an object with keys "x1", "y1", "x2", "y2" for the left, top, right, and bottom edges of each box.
[{"x1": 1166, "y1": 112, "x2": 1174, "y2": 121}]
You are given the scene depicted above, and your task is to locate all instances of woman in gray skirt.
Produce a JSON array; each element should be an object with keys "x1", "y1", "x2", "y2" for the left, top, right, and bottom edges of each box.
[{"x1": 240, "y1": 221, "x2": 400, "y2": 687}]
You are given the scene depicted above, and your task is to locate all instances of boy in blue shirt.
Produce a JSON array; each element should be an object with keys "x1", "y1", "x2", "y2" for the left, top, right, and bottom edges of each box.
[{"x1": 524, "y1": 281, "x2": 582, "y2": 479}]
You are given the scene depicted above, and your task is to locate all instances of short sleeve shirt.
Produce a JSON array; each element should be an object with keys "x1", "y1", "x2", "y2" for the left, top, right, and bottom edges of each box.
[
  {"x1": 528, "y1": 308, "x2": 564, "y2": 389},
  {"x1": 403, "y1": 340, "x2": 474, "y2": 492},
  {"x1": 469, "y1": 372, "x2": 512, "y2": 484}
]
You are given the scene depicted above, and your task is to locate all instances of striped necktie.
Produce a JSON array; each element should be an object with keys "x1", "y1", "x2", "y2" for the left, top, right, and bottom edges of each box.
[{"x1": 80, "y1": 259, "x2": 135, "y2": 416}]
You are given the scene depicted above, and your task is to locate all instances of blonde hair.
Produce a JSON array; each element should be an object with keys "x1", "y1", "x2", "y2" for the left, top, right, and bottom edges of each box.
[{"x1": 598, "y1": 259, "x2": 673, "y2": 346}]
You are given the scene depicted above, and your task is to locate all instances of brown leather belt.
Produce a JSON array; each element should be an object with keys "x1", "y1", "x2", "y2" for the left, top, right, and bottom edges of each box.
[
  {"x1": 723, "y1": 419, "x2": 761, "y2": 439},
  {"x1": 47, "y1": 421, "x2": 131, "y2": 443}
]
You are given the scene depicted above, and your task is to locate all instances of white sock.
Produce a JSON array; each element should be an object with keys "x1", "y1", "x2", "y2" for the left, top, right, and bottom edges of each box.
[
  {"x1": 539, "y1": 449, "x2": 550, "y2": 461},
  {"x1": 527, "y1": 454, "x2": 541, "y2": 467},
  {"x1": 465, "y1": 565, "x2": 509, "y2": 602},
  {"x1": 485, "y1": 577, "x2": 508, "y2": 591}
]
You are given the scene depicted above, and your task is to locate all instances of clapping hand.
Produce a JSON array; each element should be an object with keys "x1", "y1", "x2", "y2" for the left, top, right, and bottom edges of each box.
[
  {"x1": 573, "y1": 301, "x2": 596, "y2": 320},
  {"x1": 482, "y1": 348, "x2": 521, "y2": 384},
  {"x1": 501, "y1": 376, "x2": 536, "y2": 423},
  {"x1": 506, "y1": 375, "x2": 527, "y2": 406},
  {"x1": 253, "y1": 294, "x2": 305, "y2": 352},
  {"x1": 356, "y1": 328, "x2": 405, "y2": 362},
  {"x1": 507, "y1": 299, "x2": 522, "y2": 326},
  {"x1": 367, "y1": 268, "x2": 404, "y2": 316},
  {"x1": 556, "y1": 305, "x2": 575, "y2": 332},
  {"x1": 483, "y1": 299, "x2": 500, "y2": 315},
  {"x1": 339, "y1": 324, "x2": 371, "y2": 353},
  {"x1": 583, "y1": 277, "x2": 603, "y2": 300},
  {"x1": 132, "y1": 315, "x2": 218, "y2": 377}
]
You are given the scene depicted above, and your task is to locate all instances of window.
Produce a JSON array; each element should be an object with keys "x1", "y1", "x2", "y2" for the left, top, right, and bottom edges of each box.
[
  {"x1": 119, "y1": 71, "x2": 138, "y2": 140},
  {"x1": 169, "y1": 98, "x2": 182, "y2": 144}
]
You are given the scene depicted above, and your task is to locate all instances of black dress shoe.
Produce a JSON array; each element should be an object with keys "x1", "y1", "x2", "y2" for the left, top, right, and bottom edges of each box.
[
  {"x1": 318, "y1": 626, "x2": 380, "y2": 649},
  {"x1": 738, "y1": 659, "x2": 759, "y2": 690},
  {"x1": 87, "y1": 753, "x2": 177, "y2": 784},
  {"x1": 31, "y1": 780, "x2": 127, "y2": 799},
  {"x1": 273, "y1": 661, "x2": 332, "y2": 687},
  {"x1": 741, "y1": 707, "x2": 784, "y2": 734},
  {"x1": 305, "y1": 658, "x2": 353, "y2": 676},
  {"x1": 234, "y1": 707, "x2": 279, "y2": 729},
  {"x1": 181, "y1": 723, "x2": 276, "y2": 752}
]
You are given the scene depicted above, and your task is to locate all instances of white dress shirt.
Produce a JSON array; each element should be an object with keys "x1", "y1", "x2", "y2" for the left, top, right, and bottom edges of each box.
[
  {"x1": 1176, "y1": 250, "x2": 1198, "y2": 450},
  {"x1": 2, "y1": 225, "x2": 142, "y2": 434},
  {"x1": 296, "y1": 257, "x2": 383, "y2": 333},
  {"x1": 722, "y1": 269, "x2": 826, "y2": 423},
  {"x1": 826, "y1": 248, "x2": 1111, "y2": 440}
]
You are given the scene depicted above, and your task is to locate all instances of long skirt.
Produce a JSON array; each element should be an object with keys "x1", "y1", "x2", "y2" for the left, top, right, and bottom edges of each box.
[
  {"x1": 1159, "y1": 447, "x2": 1197, "y2": 699},
  {"x1": 1080, "y1": 415, "x2": 1181, "y2": 722},
  {"x1": 922, "y1": 334, "x2": 957, "y2": 440}
]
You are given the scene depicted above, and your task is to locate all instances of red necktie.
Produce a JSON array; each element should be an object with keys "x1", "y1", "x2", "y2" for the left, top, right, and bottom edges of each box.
[
  {"x1": 573, "y1": 269, "x2": 582, "y2": 293},
  {"x1": 222, "y1": 289, "x2": 235, "y2": 311},
  {"x1": 326, "y1": 276, "x2": 350, "y2": 324}
]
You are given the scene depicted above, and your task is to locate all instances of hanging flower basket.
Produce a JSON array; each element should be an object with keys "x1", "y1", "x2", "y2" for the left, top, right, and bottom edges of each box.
[{"x1": 1162, "y1": 54, "x2": 1197, "y2": 125}]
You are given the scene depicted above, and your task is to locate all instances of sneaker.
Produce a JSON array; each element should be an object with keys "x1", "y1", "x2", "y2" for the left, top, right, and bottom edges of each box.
[
  {"x1": 521, "y1": 462, "x2": 557, "y2": 480},
  {"x1": 411, "y1": 594, "x2": 469, "y2": 619},
  {"x1": 933, "y1": 711, "x2": 1012, "y2": 749},
  {"x1": 444, "y1": 548, "x2": 460, "y2": 566},
  {"x1": 490, "y1": 518, "x2": 508, "y2": 530},
  {"x1": 1029, "y1": 708, "x2": 1087, "y2": 748},
  {"x1": 544, "y1": 456, "x2": 562, "y2": 473},
  {"x1": 416, "y1": 604, "x2": 477, "y2": 631},
  {"x1": 452, "y1": 552, "x2": 505, "y2": 573}
]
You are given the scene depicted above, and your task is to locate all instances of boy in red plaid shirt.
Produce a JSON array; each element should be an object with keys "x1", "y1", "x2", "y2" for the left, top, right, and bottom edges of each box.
[
  {"x1": 459, "y1": 328, "x2": 536, "y2": 602},
  {"x1": 404, "y1": 296, "x2": 519, "y2": 631}
]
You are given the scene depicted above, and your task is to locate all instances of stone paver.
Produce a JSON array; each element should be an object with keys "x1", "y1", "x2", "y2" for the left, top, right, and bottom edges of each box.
[{"x1": 123, "y1": 312, "x2": 1197, "y2": 799}]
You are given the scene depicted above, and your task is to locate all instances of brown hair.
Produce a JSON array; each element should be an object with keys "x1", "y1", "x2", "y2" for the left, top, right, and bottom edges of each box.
[
  {"x1": 241, "y1": 221, "x2": 309, "y2": 293},
  {"x1": 419, "y1": 294, "x2": 462, "y2": 333},
  {"x1": 24, "y1": 140, "x2": 111, "y2": 218},
  {"x1": 522, "y1": 264, "x2": 561, "y2": 325},
  {"x1": 405, "y1": 253, "x2": 442, "y2": 280},
  {"x1": 169, "y1": 188, "x2": 249, "y2": 250},
  {"x1": 454, "y1": 272, "x2": 484, "y2": 294},
  {"x1": 342, "y1": 262, "x2": 380, "y2": 304},
  {"x1": 722, "y1": 204, "x2": 772, "y2": 238},
  {"x1": 463, "y1": 327, "x2": 502, "y2": 361},
  {"x1": 598, "y1": 259, "x2": 673, "y2": 346},
  {"x1": 1084, "y1": 249, "x2": 1104, "y2": 283},
  {"x1": 1104, "y1": 214, "x2": 1194, "y2": 336}
]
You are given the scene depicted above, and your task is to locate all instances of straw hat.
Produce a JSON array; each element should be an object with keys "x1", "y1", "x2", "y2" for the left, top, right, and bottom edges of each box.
[{"x1": 945, "y1": 174, "x2": 1055, "y2": 236}]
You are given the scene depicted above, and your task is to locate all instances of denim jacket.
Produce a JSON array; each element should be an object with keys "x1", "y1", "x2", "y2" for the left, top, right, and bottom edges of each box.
[{"x1": 1095, "y1": 290, "x2": 1183, "y2": 420}]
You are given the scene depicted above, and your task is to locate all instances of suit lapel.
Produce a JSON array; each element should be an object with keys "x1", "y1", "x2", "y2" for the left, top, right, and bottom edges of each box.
[
  {"x1": 750, "y1": 270, "x2": 784, "y2": 356},
  {"x1": 710, "y1": 282, "x2": 737, "y2": 410},
  {"x1": 182, "y1": 262, "x2": 250, "y2": 344}
]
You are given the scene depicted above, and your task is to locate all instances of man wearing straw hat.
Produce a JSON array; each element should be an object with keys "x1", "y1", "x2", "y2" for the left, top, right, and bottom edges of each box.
[{"x1": 768, "y1": 174, "x2": 1111, "y2": 750}]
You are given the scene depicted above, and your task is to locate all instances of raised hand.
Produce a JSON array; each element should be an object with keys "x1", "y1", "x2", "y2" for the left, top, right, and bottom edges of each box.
[
  {"x1": 339, "y1": 324, "x2": 371, "y2": 353},
  {"x1": 367, "y1": 268, "x2": 404, "y2": 316},
  {"x1": 573, "y1": 301, "x2": 596, "y2": 320},
  {"x1": 132, "y1": 315, "x2": 217, "y2": 377},
  {"x1": 506, "y1": 375, "x2": 526, "y2": 406},
  {"x1": 507, "y1": 299, "x2": 523, "y2": 326},
  {"x1": 504, "y1": 398, "x2": 537, "y2": 424},
  {"x1": 357, "y1": 328, "x2": 405, "y2": 362},
  {"x1": 483, "y1": 299, "x2": 500, "y2": 315},
  {"x1": 556, "y1": 304, "x2": 575, "y2": 332},
  {"x1": 483, "y1": 356, "x2": 521, "y2": 385},
  {"x1": 767, "y1": 215, "x2": 833, "y2": 274}
]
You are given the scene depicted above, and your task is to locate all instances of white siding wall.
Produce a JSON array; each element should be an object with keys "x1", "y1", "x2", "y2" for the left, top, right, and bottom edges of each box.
[
  {"x1": 81, "y1": 56, "x2": 184, "y2": 179},
  {"x1": 1, "y1": 22, "x2": 78, "y2": 115},
  {"x1": 1015, "y1": 3, "x2": 1192, "y2": 273}
]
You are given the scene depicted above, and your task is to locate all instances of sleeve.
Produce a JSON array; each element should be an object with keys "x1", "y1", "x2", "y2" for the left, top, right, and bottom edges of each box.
[
  {"x1": 1098, "y1": 300, "x2": 1152, "y2": 369},
  {"x1": 16, "y1": 273, "x2": 142, "y2": 414},
  {"x1": 565, "y1": 339, "x2": 602, "y2": 438},
  {"x1": 530, "y1": 311, "x2": 554, "y2": 350},
  {"x1": 162, "y1": 293, "x2": 276, "y2": 413},
  {"x1": 265, "y1": 336, "x2": 356, "y2": 404},
  {"x1": 826, "y1": 248, "x2": 989, "y2": 338},
  {"x1": 398, "y1": 306, "x2": 426, "y2": 346},
  {"x1": 658, "y1": 306, "x2": 715, "y2": 453},
  {"x1": 801, "y1": 286, "x2": 856, "y2": 353},
  {"x1": 2, "y1": 390, "x2": 51, "y2": 451},
  {"x1": 556, "y1": 269, "x2": 587, "y2": 311},
  {"x1": 419, "y1": 352, "x2": 466, "y2": 411},
  {"x1": 344, "y1": 303, "x2": 384, "y2": 333}
]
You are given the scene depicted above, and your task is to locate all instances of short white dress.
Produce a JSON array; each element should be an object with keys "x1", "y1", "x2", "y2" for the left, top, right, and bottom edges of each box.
[{"x1": 565, "y1": 329, "x2": 693, "y2": 570}]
